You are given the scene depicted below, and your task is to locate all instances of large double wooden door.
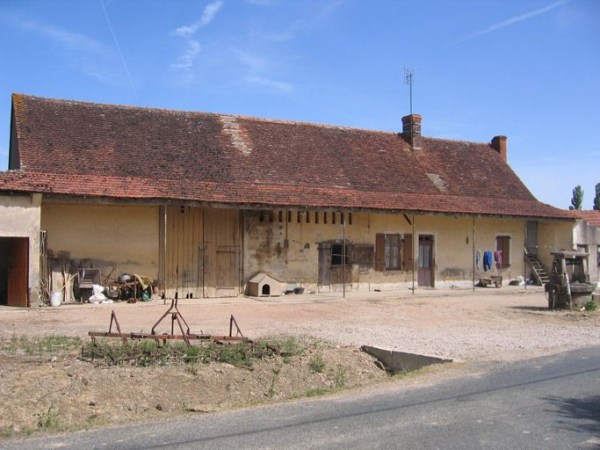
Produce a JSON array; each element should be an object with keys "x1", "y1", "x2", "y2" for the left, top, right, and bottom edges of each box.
[{"x1": 163, "y1": 207, "x2": 240, "y2": 298}]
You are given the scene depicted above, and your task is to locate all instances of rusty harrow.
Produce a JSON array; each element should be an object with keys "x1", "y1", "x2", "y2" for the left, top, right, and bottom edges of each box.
[{"x1": 88, "y1": 297, "x2": 250, "y2": 347}]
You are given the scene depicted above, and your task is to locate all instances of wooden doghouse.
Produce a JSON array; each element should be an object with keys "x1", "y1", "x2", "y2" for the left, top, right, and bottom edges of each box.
[{"x1": 247, "y1": 273, "x2": 283, "y2": 297}]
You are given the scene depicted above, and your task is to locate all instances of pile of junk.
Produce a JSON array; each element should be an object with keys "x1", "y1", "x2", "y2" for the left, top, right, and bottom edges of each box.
[{"x1": 46, "y1": 267, "x2": 158, "y2": 306}]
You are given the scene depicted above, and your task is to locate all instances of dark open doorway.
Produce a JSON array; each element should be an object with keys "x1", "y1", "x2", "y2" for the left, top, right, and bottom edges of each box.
[{"x1": 0, "y1": 237, "x2": 29, "y2": 307}]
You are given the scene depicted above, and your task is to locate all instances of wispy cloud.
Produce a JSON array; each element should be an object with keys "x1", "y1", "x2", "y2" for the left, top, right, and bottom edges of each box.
[
  {"x1": 245, "y1": 75, "x2": 293, "y2": 93},
  {"x1": 100, "y1": 0, "x2": 136, "y2": 95},
  {"x1": 174, "y1": 0, "x2": 224, "y2": 37},
  {"x1": 14, "y1": 18, "x2": 108, "y2": 54},
  {"x1": 171, "y1": 1, "x2": 224, "y2": 82},
  {"x1": 6, "y1": 16, "x2": 129, "y2": 85},
  {"x1": 233, "y1": 48, "x2": 293, "y2": 93},
  {"x1": 454, "y1": 0, "x2": 571, "y2": 44},
  {"x1": 254, "y1": 0, "x2": 344, "y2": 43},
  {"x1": 170, "y1": 39, "x2": 202, "y2": 82},
  {"x1": 246, "y1": 0, "x2": 276, "y2": 6}
]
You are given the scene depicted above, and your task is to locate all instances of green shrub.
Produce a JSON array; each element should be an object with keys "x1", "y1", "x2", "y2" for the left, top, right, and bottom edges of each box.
[
  {"x1": 584, "y1": 300, "x2": 597, "y2": 311},
  {"x1": 309, "y1": 353, "x2": 326, "y2": 373}
]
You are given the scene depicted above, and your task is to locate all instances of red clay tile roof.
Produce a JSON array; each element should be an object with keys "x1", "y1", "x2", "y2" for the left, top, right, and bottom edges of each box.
[
  {"x1": 0, "y1": 94, "x2": 570, "y2": 220},
  {"x1": 566, "y1": 210, "x2": 600, "y2": 227}
]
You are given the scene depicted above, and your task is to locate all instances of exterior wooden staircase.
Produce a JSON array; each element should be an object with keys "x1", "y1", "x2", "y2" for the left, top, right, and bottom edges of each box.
[{"x1": 524, "y1": 247, "x2": 550, "y2": 285}]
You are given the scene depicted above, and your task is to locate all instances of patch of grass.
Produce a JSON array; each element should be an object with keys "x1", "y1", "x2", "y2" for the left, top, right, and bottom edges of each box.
[
  {"x1": 0, "y1": 425, "x2": 14, "y2": 438},
  {"x1": 303, "y1": 387, "x2": 333, "y2": 397},
  {"x1": 584, "y1": 300, "x2": 597, "y2": 311},
  {"x1": 82, "y1": 338, "x2": 275, "y2": 368},
  {"x1": 267, "y1": 367, "x2": 280, "y2": 398},
  {"x1": 35, "y1": 403, "x2": 61, "y2": 431},
  {"x1": 335, "y1": 365, "x2": 347, "y2": 388},
  {"x1": 309, "y1": 353, "x2": 326, "y2": 373},
  {"x1": 0, "y1": 334, "x2": 81, "y2": 356}
]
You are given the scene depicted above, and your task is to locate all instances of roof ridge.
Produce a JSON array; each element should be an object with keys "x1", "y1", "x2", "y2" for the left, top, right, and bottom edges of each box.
[
  {"x1": 11, "y1": 93, "x2": 401, "y2": 137},
  {"x1": 422, "y1": 135, "x2": 492, "y2": 146}
]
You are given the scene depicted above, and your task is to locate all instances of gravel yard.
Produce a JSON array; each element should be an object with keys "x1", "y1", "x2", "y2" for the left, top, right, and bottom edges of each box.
[{"x1": 2, "y1": 286, "x2": 598, "y2": 362}]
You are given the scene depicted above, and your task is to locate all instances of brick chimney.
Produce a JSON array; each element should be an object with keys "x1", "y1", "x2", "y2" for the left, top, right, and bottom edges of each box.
[
  {"x1": 402, "y1": 114, "x2": 421, "y2": 150},
  {"x1": 491, "y1": 135, "x2": 507, "y2": 162}
]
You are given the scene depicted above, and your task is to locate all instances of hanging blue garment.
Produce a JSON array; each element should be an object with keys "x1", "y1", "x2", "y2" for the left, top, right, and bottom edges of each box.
[
  {"x1": 476, "y1": 250, "x2": 481, "y2": 270},
  {"x1": 483, "y1": 251, "x2": 493, "y2": 271}
]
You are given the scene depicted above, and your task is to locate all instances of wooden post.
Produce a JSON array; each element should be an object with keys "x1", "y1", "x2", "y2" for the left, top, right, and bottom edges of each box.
[
  {"x1": 342, "y1": 213, "x2": 346, "y2": 299},
  {"x1": 472, "y1": 217, "x2": 476, "y2": 292},
  {"x1": 412, "y1": 215, "x2": 416, "y2": 294}
]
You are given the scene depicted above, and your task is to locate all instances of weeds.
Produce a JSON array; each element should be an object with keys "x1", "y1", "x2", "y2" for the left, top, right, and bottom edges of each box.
[
  {"x1": 0, "y1": 426, "x2": 14, "y2": 437},
  {"x1": 82, "y1": 339, "x2": 276, "y2": 368},
  {"x1": 335, "y1": 365, "x2": 347, "y2": 388},
  {"x1": 309, "y1": 353, "x2": 326, "y2": 373},
  {"x1": 0, "y1": 334, "x2": 82, "y2": 356},
  {"x1": 35, "y1": 403, "x2": 61, "y2": 431},
  {"x1": 302, "y1": 387, "x2": 332, "y2": 397},
  {"x1": 584, "y1": 300, "x2": 597, "y2": 311}
]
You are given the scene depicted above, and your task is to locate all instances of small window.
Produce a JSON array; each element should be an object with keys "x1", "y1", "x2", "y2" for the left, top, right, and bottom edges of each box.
[
  {"x1": 348, "y1": 213, "x2": 353, "y2": 225},
  {"x1": 287, "y1": 211, "x2": 292, "y2": 223},
  {"x1": 597, "y1": 247, "x2": 600, "y2": 268},
  {"x1": 297, "y1": 211, "x2": 301, "y2": 223},
  {"x1": 332, "y1": 212, "x2": 336, "y2": 225},
  {"x1": 341, "y1": 212, "x2": 345, "y2": 224},
  {"x1": 385, "y1": 234, "x2": 402, "y2": 269},
  {"x1": 323, "y1": 212, "x2": 328, "y2": 224},
  {"x1": 278, "y1": 211, "x2": 283, "y2": 222},
  {"x1": 315, "y1": 212, "x2": 319, "y2": 224},
  {"x1": 269, "y1": 211, "x2": 274, "y2": 222},
  {"x1": 306, "y1": 211, "x2": 310, "y2": 223},
  {"x1": 259, "y1": 211, "x2": 265, "y2": 222},
  {"x1": 331, "y1": 244, "x2": 350, "y2": 265},
  {"x1": 495, "y1": 236, "x2": 511, "y2": 268}
]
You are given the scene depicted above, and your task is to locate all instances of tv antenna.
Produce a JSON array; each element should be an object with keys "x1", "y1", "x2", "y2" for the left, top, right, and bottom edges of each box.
[{"x1": 404, "y1": 67, "x2": 414, "y2": 115}]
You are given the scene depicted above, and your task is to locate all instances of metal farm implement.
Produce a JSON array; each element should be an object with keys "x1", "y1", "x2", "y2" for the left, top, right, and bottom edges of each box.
[{"x1": 88, "y1": 297, "x2": 250, "y2": 347}]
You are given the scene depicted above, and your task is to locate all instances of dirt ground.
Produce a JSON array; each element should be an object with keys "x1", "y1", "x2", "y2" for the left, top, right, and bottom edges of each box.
[{"x1": 1, "y1": 286, "x2": 599, "y2": 437}]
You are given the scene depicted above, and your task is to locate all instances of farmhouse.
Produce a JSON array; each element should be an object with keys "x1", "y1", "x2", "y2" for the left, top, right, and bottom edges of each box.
[{"x1": 0, "y1": 94, "x2": 573, "y2": 306}]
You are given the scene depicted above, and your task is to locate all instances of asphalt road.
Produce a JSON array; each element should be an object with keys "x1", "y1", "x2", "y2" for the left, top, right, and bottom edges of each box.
[{"x1": 3, "y1": 347, "x2": 600, "y2": 450}]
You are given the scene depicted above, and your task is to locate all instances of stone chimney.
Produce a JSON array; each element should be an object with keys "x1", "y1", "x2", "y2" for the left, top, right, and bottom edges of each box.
[
  {"x1": 491, "y1": 135, "x2": 507, "y2": 162},
  {"x1": 402, "y1": 114, "x2": 421, "y2": 150}
]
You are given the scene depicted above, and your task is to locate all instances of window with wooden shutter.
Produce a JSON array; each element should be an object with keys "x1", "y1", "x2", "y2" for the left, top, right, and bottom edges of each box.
[
  {"x1": 495, "y1": 236, "x2": 510, "y2": 268},
  {"x1": 375, "y1": 233, "x2": 385, "y2": 271},
  {"x1": 403, "y1": 233, "x2": 413, "y2": 271},
  {"x1": 376, "y1": 233, "x2": 404, "y2": 271}
]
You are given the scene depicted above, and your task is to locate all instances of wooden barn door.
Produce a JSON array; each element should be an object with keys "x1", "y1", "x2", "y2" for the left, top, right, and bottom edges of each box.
[
  {"x1": 204, "y1": 209, "x2": 241, "y2": 298},
  {"x1": 164, "y1": 206, "x2": 204, "y2": 299},
  {"x1": 164, "y1": 207, "x2": 241, "y2": 298},
  {"x1": 5, "y1": 238, "x2": 29, "y2": 307}
]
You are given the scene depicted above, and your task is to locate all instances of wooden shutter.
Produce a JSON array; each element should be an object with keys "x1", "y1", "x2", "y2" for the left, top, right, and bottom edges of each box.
[
  {"x1": 375, "y1": 233, "x2": 385, "y2": 271},
  {"x1": 403, "y1": 234, "x2": 413, "y2": 271}
]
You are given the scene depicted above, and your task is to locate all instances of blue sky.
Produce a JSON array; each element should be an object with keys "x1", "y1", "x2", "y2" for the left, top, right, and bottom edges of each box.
[{"x1": 0, "y1": 0, "x2": 598, "y2": 209}]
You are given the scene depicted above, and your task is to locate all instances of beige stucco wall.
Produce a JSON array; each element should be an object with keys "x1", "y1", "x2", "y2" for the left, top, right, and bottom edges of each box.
[
  {"x1": 243, "y1": 211, "x2": 527, "y2": 292},
  {"x1": 573, "y1": 220, "x2": 600, "y2": 282},
  {"x1": 537, "y1": 220, "x2": 574, "y2": 272},
  {"x1": 0, "y1": 193, "x2": 42, "y2": 305},
  {"x1": 41, "y1": 203, "x2": 160, "y2": 283}
]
